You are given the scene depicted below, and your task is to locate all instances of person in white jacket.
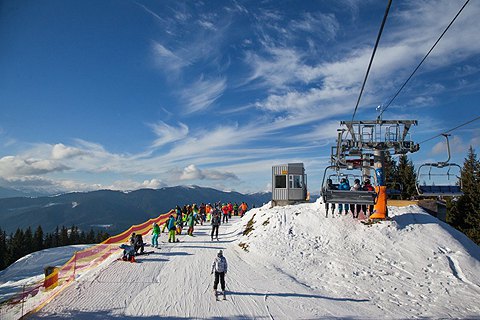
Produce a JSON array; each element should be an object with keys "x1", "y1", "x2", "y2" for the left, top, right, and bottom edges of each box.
[{"x1": 211, "y1": 250, "x2": 228, "y2": 297}]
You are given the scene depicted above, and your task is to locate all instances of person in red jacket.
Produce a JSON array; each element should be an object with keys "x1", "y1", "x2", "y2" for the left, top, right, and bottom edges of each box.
[
  {"x1": 222, "y1": 203, "x2": 229, "y2": 223},
  {"x1": 362, "y1": 179, "x2": 375, "y2": 217}
]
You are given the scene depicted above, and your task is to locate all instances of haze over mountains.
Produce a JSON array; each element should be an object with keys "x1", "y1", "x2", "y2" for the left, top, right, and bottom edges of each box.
[{"x1": 0, "y1": 186, "x2": 271, "y2": 234}]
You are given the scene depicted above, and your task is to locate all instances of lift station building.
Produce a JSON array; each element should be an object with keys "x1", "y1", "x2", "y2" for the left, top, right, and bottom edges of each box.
[{"x1": 271, "y1": 163, "x2": 308, "y2": 207}]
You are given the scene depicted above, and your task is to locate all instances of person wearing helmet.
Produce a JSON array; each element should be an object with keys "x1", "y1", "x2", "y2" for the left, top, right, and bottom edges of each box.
[{"x1": 211, "y1": 250, "x2": 228, "y2": 300}]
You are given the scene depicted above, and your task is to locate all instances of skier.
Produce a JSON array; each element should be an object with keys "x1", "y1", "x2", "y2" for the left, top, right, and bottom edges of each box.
[
  {"x1": 167, "y1": 214, "x2": 177, "y2": 243},
  {"x1": 152, "y1": 222, "x2": 160, "y2": 248},
  {"x1": 211, "y1": 250, "x2": 228, "y2": 300},
  {"x1": 239, "y1": 202, "x2": 248, "y2": 217},
  {"x1": 222, "y1": 203, "x2": 229, "y2": 223},
  {"x1": 324, "y1": 179, "x2": 336, "y2": 218},
  {"x1": 187, "y1": 210, "x2": 195, "y2": 236},
  {"x1": 362, "y1": 178, "x2": 375, "y2": 218},
  {"x1": 233, "y1": 202, "x2": 239, "y2": 216},
  {"x1": 120, "y1": 244, "x2": 136, "y2": 262},
  {"x1": 129, "y1": 232, "x2": 137, "y2": 247},
  {"x1": 134, "y1": 233, "x2": 144, "y2": 255},
  {"x1": 211, "y1": 210, "x2": 221, "y2": 241},
  {"x1": 338, "y1": 178, "x2": 350, "y2": 215},
  {"x1": 350, "y1": 178, "x2": 362, "y2": 218}
]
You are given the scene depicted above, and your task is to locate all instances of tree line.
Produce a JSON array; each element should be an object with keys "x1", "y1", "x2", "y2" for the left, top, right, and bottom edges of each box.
[
  {"x1": 0, "y1": 225, "x2": 110, "y2": 271},
  {"x1": 383, "y1": 147, "x2": 480, "y2": 246}
]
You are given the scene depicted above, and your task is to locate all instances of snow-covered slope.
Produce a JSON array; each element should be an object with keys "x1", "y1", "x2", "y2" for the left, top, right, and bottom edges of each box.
[{"x1": 2, "y1": 201, "x2": 480, "y2": 319}]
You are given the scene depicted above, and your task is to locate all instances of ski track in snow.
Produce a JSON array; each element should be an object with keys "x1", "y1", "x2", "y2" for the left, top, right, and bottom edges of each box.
[{"x1": 24, "y1": 202, "x2": 480, "y2": 319}]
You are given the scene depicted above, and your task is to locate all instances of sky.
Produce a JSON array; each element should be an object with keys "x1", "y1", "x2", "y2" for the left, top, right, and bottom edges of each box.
[
  {"x1": 2, "y1": 203, "x2": 480, "y2": 319},
  {"x1": 0, "y1": 0, "x2": 479, "y2": 194}
]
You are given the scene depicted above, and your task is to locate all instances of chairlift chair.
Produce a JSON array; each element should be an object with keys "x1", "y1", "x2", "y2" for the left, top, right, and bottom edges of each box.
[
  {"x1": 321, "y1": 165, "x2": 378, "y2": 205},
  {"x1": 416, "y1": 134, "x2": 463, "y2": 197},
  {"x1": 386, "y1": 182, "x2": 403, "y2": 196}
]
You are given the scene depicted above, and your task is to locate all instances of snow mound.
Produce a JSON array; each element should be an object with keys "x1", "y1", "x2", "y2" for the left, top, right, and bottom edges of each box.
[
  {"x1": 3, "y1": 202, "x2": 480, "y2": 319},
  {"x1": 233, "y1": 202, "x2": 480, "y2": 318}
]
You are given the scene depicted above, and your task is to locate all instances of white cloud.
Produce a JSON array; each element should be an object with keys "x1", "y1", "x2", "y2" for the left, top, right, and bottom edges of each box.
[
  {"x1": 198, "y1": 20, "x2": 216, "y2": 31},
  {"x1": 290, "y1": 12, "x2": 339, "y2": 40},
  {"x1": 107, "y1": 179, "x2": 166, "y2": 191},
  {"x1": 431, "y1": 135, "x2": 464, "y2": 156},
  {"x1": 178, "y1": 164, "x2": 238, "y2": 181},
  {"x1": 52, "y1": 143, "x2": 86, "y2": 159},
  {"x1": 0, "y1": 156, "x2": 70, "y2": 177},
  {"x1": 150, "y1": 121, "x2": 189, "y2": 148},
  {"x1": 152, "y1": 42, "x2": 190, "y2": 73},
  {"x1": 181, "y1": 76, "x2": 227, "y2": 113}
]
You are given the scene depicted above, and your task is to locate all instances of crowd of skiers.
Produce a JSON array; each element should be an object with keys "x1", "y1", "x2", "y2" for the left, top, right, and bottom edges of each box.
[
  {"x1": 121, "y1": 201, "x2": 249, "y2": 261},
  {"x1": 120, "y1": 201, "x2": 243, "y2": 297},
  {"x1": 325, "y1": 177, "x2": 375, "y2": 218}
]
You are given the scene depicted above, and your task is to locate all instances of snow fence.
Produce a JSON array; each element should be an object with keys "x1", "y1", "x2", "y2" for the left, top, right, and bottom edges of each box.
[{"x1": 1, "y1": 209, "x2": 174, "y2": 319}]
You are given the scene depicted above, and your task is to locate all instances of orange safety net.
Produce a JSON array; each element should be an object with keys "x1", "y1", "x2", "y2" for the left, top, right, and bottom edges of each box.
[{"x1": 6, "y1": 209, "x2": 174, "y2": 306}]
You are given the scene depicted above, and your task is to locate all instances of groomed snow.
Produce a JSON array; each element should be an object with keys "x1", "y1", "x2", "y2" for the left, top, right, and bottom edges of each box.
[{"x1": 3, "y1": 201, "x2": 480, "y2": 319}]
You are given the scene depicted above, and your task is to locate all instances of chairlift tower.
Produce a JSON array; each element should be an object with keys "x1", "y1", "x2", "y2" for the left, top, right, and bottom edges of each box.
[{"x1": 334, "y1": 119, "x2": 420, "y2": 219}]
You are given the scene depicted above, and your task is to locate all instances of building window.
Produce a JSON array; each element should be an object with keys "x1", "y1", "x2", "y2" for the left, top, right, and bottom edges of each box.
[
  {"x1": 289, "y1": 175, "x2": 303, "y2": 189},
  {"x1": 275, "y1": 175, "x2": 287, "y2": 188}
]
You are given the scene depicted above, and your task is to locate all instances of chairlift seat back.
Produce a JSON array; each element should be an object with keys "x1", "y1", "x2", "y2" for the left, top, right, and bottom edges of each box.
[
  {"x1": 418, "y1": 185, "x2": 463, "y2": 197},
  {"x1": 322, "y1": 189, "x2": 377, "y2": 205}
]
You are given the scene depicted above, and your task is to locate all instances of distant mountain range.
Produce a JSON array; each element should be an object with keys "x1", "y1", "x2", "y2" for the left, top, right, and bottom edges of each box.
[
  {"x1": 0, "y1": 186, "x2": 271, "y2": 234},
  {"x1": 0, "y1": 186, "x2": 50, "y2": 199}
]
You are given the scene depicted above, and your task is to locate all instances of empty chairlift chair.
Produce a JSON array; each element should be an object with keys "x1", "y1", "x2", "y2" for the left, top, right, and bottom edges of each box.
[{"x1": 416, "y1": 134, "x2": 463, "y2": 197}]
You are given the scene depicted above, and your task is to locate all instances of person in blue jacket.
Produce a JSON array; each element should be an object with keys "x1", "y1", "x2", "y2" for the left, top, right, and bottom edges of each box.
[
  {"x1": 338, "y1": 178, "x2": 350, "y2": 215},
  {"x1": 167, "y1": 214, "x2": 177, "y2": 243}
]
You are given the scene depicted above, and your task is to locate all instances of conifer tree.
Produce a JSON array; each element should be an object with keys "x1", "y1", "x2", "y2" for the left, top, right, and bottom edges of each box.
[
  {"x1": 60, "y1": 226, "x2": 69, "y2": 246},
  {"x1": 24, "y1": 227, "x2": 33, "y2": 255},
  {"x1": 0, "y1": 228, "x2": 7, "y2": 270},
  {"x1": 33, "y1": 226, "x2": 44, "y2": 252},
  {"x1": 398, "y1": 154, "x2": 417, "y2": 199},
  {"x1": 447, "y1": 146, "x2": 480, "y2": 244},
  {"x1": 54, "y1": 226, "x2": 60, "y2": 247},
  {"x1": 383, "y1": 151, "x2": 400, "y2": 198},
  {"x1": 10, "y1": 228, "x2": 26, "y2": 264}
]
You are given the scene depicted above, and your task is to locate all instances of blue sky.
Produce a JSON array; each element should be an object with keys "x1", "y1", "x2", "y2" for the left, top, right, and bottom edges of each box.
[{"x1": 0, "y1": 0, "x2": 479, "y2": 194}]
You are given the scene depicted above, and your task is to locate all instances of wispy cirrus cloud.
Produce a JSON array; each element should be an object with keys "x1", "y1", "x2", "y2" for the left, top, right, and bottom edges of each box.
[
  {"x1": 150, "y1": 121, "x2": 189, "y2": 148},
  {"x1": 181, "y1": 76, "x2": 227, "y2": 113},
  {"x1": 152, "y1": 42, "x2": 190, "y2": 73}
]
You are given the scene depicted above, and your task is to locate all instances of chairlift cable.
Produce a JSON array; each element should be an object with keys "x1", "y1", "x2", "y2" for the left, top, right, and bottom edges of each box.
[
  {"x1": 351, "y1": 0, "x2": 392, "y2": 122},
  {"x1": 378, "y1": 0, "x2": 471, "y2": 118},
  {"x1": 419, "y1": 115, "x2": 480, "y2": 145}
]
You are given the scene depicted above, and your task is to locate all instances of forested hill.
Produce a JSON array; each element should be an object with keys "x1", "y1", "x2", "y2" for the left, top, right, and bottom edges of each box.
[{"x1": 0, "y1": 186, "x2": 271, "y2": 234}]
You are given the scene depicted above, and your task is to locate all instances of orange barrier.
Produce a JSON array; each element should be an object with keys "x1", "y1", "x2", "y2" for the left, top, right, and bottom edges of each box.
[
  {"x1": 3, "y1": 209, "x2": 175, "y2": 316},
  {"x1": 370, "y1": 186, "x2": 387, "y2": 219}
]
